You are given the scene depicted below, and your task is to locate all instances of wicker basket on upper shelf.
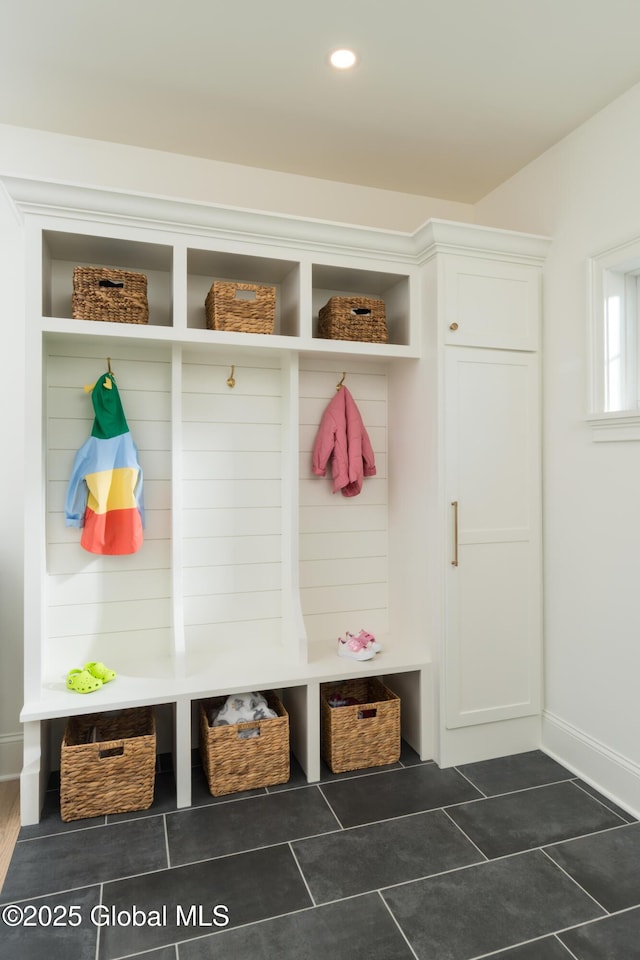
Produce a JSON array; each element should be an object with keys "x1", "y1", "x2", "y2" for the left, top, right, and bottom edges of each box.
[
  {"x1": 72, "y1": 266, "x2": 149, "y2": 324},
  {"x1": 318, "y1": 296, "x2": 388, "y2": 343},
  {"x1": 205, "y1": 281, "x2": 276, "y2": 334}
]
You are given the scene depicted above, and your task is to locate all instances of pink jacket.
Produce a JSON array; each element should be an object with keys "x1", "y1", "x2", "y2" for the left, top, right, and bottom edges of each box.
[{"x1": 312, "y1": 386, "x2": 376, "y2": 497}]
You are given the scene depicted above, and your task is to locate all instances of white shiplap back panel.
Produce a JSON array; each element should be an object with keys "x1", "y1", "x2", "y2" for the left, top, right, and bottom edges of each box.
[
  {"x1": 181, "y1": 354, "x2": 284, "y2": 651},
  {"x1": 44, "y1": 342, "x2": 173, "y2": 679},
  {"x1": 299, "y1": 359, "x2": 389, "y2": 644}
]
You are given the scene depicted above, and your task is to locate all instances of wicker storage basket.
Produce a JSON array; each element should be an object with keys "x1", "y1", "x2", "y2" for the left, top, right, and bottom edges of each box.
[
  {"x1": 318, "y1": 296, "x2": 387, "y2": 343},
  {"x1": 205, "y1": 281, "x2": 275, "y2": 334},
  {"x1": 60, "y1": 707, "x2": 156, "y2": 821},
  {"x1": 199, "y1": 691, "x2": 289, "y2": 796},
  {"x1": 72, "y1": 266, "x2": 149, "y2": 324},
  {"x1": 321, "y1": 677, "x2": 400, "y2": 773}
]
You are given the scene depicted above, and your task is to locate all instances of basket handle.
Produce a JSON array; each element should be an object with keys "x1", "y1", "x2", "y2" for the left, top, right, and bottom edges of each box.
[
  {"x1": 234, "y1": 289, "x2": 257, "y2": 301},
  {"x1": 98, "y1": 742, "x2": 125, "y2": 759},
  {"x1": 351, "y1": 307, "x2": 371, "y2": 316},
  {"x1": 357, "y1": 708, "x2": 377, "y2": 719},
  {"x1": 99, "y1": 279, "x2": 125, "y2": 289},
  {"x1": 237, "y1": 722, "x2": 261, "y2": 738}
]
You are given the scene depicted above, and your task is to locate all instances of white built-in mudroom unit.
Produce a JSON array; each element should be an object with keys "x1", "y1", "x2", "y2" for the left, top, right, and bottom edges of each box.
[{"x1": 3, "y1": 176, "x2": 550, "y2": 825}]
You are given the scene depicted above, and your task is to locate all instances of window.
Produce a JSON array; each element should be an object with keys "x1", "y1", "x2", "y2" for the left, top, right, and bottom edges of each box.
[{"x1": 588, "y1": 238, "x2": 640, "y2": 438}]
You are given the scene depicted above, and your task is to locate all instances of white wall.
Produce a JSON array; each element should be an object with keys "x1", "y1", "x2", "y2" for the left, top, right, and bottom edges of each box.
[
  {"x1": 0, "y1": 124, "x2": 474, "y2": 234},
  {"x1": 476, "y1": 81, "x2": 640, "y2": 814},
  {"x1": 0, "y1": 180, "x2": 26, "y2": 779},
  {"x1": 0, "y1": 123, "x2": 474, "y2": 779}
]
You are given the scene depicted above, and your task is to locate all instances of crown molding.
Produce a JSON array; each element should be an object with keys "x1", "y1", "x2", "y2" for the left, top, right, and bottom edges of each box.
[
  {"x1": 415, "y1": 217, "x2": 551, "y2": 265},
  {"x1": 1, "y1": 176, "x2": 418, "y2": 263},
  {"x1": 1, "y1": 175, "x2": 551, "y2": 266}
]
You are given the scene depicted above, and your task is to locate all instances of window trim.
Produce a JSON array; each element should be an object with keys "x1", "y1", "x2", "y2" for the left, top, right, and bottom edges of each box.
[{"x1": 588, "y1": 237, "x2": 640, "y2": 439}]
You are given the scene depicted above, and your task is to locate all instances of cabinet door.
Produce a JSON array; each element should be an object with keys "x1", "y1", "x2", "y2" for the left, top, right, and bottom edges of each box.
[
  {"x1": 443, "y1": 255, "x2": 539, "y2": 350},
  {"x1": 444, "y1": 347, "x2": 541, "y2": 728}
]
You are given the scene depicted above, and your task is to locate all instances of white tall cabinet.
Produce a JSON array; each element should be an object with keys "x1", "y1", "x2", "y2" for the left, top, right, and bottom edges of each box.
[
  {"x1": 444, "y1": 348, "x2": 541, "y2": 728},
  {"x1": 423, "y1": 230, "x2": 547, "y2": 766},
  {"x1": 3, "y1": 177, "x2": 550, "y2": 822}
]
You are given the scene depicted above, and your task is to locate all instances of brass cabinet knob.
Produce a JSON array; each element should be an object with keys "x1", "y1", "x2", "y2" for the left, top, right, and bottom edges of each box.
[{"x1": 449, "y1": 322, "x2": 459, "y2": 331}]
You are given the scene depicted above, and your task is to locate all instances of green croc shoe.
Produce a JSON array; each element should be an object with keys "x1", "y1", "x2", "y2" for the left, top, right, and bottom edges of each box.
[
  {"x1": 66, "y1": 668, "x2": 103, "y2": 694},
  {"x1": 84, "y1": 661, "x2": 116, "y2": 683}
]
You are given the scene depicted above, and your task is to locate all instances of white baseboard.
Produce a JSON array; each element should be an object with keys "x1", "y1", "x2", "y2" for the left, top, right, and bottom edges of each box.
[
  {"x1": 542, "y1": 710, "x2": 640, "y2": 820},
  {"x1": 438, "y1": 715, "x2": 541, "y2": 768},
  {"x1": 0, "y1": 732, "x2": 23, "y2": 780}
]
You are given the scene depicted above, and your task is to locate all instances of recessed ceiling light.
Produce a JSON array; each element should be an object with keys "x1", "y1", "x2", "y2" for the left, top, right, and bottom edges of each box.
[{"x1": 329, "y1": 48, "x2": 357, "y2": 70}]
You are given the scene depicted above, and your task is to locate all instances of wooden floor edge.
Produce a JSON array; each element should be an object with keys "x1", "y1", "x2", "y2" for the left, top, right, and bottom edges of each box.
[{"x1": 0, "y1": 780, "x2": 21, "y2": 894}]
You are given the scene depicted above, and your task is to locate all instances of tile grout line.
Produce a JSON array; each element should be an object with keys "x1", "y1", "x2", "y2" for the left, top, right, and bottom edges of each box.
[
  {"x1": 0, "y1": 868, "x2": 177, "y2": 907},
  {"x1": 553, "y1": 932, "x2": 582, "y2": 960},
  {"x1": 540, "y1": 846, "x2": 610, "y2": 915},
  {"x1": 94, "y1": 882, "x2": 103, "y2": 960},
  {"x1": 172, "y1": 903, "x2": 326, "y2": 953},
  {"x1": 315, "y1": 783, "x2": 346, "y2": 830},
  {"x1": 537, "y1": 818, "x2": 638, "y2": 848},
  {"x1": 377, "y1": 889, "x2": 420, "y2": 960},
  {"x1": 437, "y1": 804, "x2": 638, "y2": 865},
  {"x1": 364, "y1": 840, "x2": 625, "y2": 901},
  {"x1": 17, "y1": 816, "x2": 114, "y2": 844},
  {"x1": 314, "y1": 851, "x2": 518, "y2": 905},
  {"x1": 444, "y1": 774, "x2": 586, "y2": 807},
  {"x1": 463, "y1": 933, "x2": 569, "y2": 960},
  {"x1": 107, "y1": 941, "x2": 181, "y2": 960},
  {"x1": 287, "y1": 841, "x2": 317, "y2": 907},
  {"x1": 464, "y1": 821, "x2": 637, "y2": 870},
  {"x1": 441, "y1": 806, "x2": 489, "y2": 861},
  {"x1": 518, "y1": 907, "x2": 637, "y2": 956},
  {"x1": 452, "y1": 765, "x2": 489, "y2": 798},
  {"x1": 163, "y1": 812, "x2": 171, "y2": 869},
  {"x1": 307, "y1": 759, "x2": 433, "y2": 790},
  {"x1": 570, "y1": 778, "x2": 633, "y2": 824}
]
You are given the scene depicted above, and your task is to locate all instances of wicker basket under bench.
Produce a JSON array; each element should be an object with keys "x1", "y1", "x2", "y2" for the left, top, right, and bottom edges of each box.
[
  {"x1": 321, "y1": 677, "x2": 401, "y2": 773},
  {"x1": 199, "y1": 691, "x2": 290, "y2": 796},
  {"x1": 60, "y1": 707, "x2": 156, "y2": 821}
]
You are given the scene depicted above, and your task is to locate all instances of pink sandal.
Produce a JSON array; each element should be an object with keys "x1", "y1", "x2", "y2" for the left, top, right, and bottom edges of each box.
[
  {"x1": 346, "y1": 629, "x2": 382, "y2": 653},
  {"x1": 337, "y1": 635, "x2": 375, "y2": 661}
]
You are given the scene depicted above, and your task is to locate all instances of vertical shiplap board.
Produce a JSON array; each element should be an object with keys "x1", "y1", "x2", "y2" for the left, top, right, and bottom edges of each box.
[
  {"x1": 181, "y1": 350, "x2": 284, "y2": 655},
  {"x1": 45, "y1": 340, "x2": 173, "y2": 678},
  {"x1": 299, "y1": 359, "x2": 389, "y2": 644}
]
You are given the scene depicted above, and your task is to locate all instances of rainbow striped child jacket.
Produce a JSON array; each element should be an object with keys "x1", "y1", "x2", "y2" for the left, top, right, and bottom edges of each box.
[{"x1": 65, "y1": 371, "x2": 144, "y2": 555}]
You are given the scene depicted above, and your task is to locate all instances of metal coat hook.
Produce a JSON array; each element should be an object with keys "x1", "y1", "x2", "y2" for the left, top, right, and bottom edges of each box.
[
  {"x1": 107, "y1": 357, "x2": 113, "y2": 376},
  {"x1": 226, "y1": 365, "x2": 236, "y2": 388},
  {"x1": 336, "y1": 371, "x2": 347, "y2": 391}
]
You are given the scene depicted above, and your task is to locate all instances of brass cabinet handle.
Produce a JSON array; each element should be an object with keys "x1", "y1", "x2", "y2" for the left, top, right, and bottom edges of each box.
[
  {"x1": 451, "y1": 500, "x2": 459, "y2": 566},
  {"x1": 449, "y1": 322, "x2": 459, "y2": 331}
]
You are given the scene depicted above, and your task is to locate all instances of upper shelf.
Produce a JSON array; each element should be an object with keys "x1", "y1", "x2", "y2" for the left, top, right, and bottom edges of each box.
[{"x1": 41, "y1": 229, "x2": 418, "y2": 356}]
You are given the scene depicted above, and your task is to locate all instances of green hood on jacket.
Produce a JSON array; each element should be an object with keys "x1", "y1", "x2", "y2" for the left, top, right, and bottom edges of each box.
[{"x1": 90, "y1": 372, "x2": 129, "y2": 440}]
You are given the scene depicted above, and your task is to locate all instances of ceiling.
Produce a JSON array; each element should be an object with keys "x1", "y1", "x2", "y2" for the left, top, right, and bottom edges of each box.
[{"x1": 4, "y1": 0, "x2": 640, "y2": 203}]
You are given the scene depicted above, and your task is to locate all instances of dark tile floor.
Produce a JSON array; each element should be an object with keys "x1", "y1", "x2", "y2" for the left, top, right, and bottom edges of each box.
[{"x1": 1, "y1": 746, "x2": 639, "y2": 960}]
